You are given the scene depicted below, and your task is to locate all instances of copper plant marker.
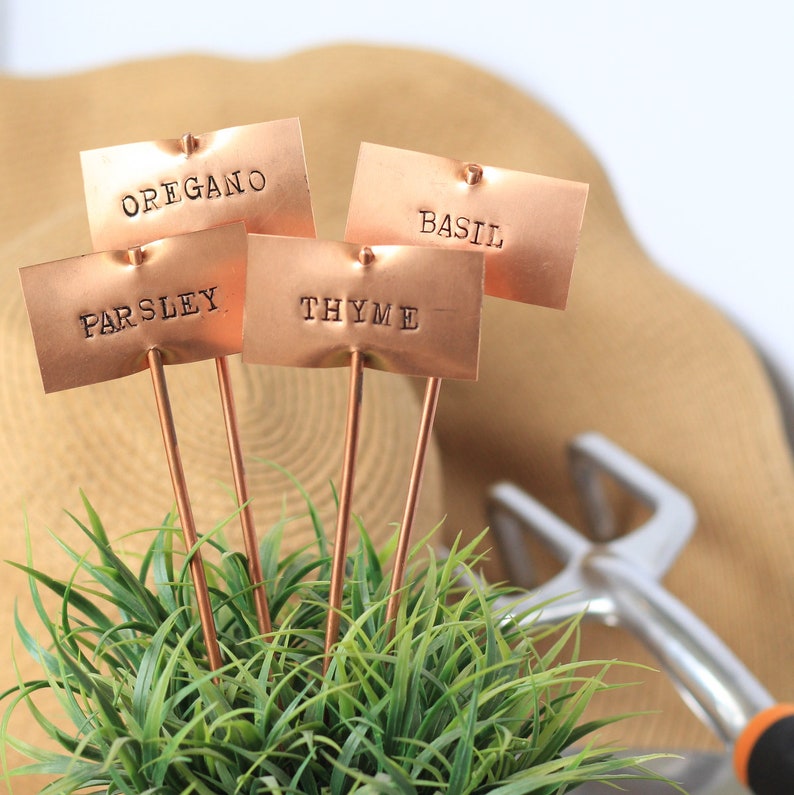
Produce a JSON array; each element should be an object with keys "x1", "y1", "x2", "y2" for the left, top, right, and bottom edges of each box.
[
  {"x1": 244, "y1": 236, "x2": 483, "y2": 380},
  {"x1": 81, "y1": 120, "x2": 315, "y2": 636},
  {"x1": 80, "y1": 118, "x2": 316, "y2": 250},
  {"x1": 345, "y1": 143, "x2": 588, "y2": 629},
  {"x1": 20, "y1": 223, "x2": 248, "y2": 670},
  {"x1": 20, "y1": 224, "x2": 246, "y2": 389},
  {"x1": 345, "y1": 142, "x2": 588, "y2": 309},
  {"x1": 243, "y1": 236, "x2": 484, "y2": 667}
]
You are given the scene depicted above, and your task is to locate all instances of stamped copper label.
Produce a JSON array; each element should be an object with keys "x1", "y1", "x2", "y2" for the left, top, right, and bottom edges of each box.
[
  {"x1": 243, "y1": 236, "x2": 484, "y2": 380},
  {"x1": 20, "y1": 223, "x2": 247, "y2": 393},
  {"x1": 81, "y1": 118, "x2": 315, "y2": 250},
  {"x1": 344, "y1": 142, "x2": 588, "y2": 308}
]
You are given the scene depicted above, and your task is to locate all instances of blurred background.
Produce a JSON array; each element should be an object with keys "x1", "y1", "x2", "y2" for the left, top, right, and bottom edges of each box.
[{"x1": 2, "y1": 0, "x2": 792, "y2": 425}]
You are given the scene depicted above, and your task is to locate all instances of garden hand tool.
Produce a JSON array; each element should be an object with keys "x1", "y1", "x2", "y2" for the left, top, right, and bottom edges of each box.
[{"x1": 486, "y1": 432, "x2": 794, "y2": 795}]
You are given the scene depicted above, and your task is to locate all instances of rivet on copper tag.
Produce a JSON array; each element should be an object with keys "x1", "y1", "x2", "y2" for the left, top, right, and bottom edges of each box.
[
  {"x1": 243, "y1": 236, "x2": 484, "y2": 381},
  {"x1": 80, "y1": 118, "x2": 316, "y2": 251},
  {"x1": 19, "y1": 223, "x2": 247, "y2": 393},
  {"x1": 344, "y1": 142, "x2": 588, "y2": 309}
]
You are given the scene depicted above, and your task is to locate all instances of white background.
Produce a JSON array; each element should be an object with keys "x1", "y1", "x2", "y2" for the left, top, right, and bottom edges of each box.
[{"x1": 2, "y1": 0, "x2": 793, "y2": 421}]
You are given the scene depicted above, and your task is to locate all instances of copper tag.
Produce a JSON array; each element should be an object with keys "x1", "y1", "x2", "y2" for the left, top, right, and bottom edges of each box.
[
  {"x1": 344, "y1": 142, "x2": 588, "y2": 308},
  {"x1": 243, "y1": 236, "x2": 484, "y2": 380},
  {"x1": 20, "y1": 223, "x2": 247, "y2": 393},
  {"x1": 81, "y1": 118, "x2": 315, "y2": 250}
]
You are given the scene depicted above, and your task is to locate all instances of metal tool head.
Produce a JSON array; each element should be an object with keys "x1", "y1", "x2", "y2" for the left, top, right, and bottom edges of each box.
[
  {"x1": 487, "y1": 431, "x2": 696, "y2": 621},
  {"x1": 484, "y1": 432, "x2": 781, "y2": 793}
]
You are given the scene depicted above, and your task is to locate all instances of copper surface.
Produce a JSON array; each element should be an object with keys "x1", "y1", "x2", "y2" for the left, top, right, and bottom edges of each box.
[
  {"x1": 323, "y1": 350, "x2": 365, "y2": 670},
  {"x1": 385, "y1": 375, "x2": 442, "y2": 631},
  {"x1": 82, "y1": 121, "x2": 308, "y2": 634},
  {"x1": 243, "y1": 236, "x2": 484, "y2": 381},
  {"x1": 20, "y1": 223, "x2": 247, "y2": 393},
  {"x1": 81, "y1": 118, "x2": 315, "y2": 251},
  {"x1": 148, "y1": 348, "x2": 223, "y2": 672},
  {"x1": 345, "y1": 142, "x2": 588, "y2": 308},
  {"x1": 216, "y1": 356, "x2": 271, "y2": 636}
]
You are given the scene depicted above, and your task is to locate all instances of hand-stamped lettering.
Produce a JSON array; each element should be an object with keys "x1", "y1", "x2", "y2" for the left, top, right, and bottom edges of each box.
[
  {"x1": 372, "y1": 302, "x2": 391, "y2": 326},
  {"x1": 121, "y1": 169, "x2": 266, "y2": 218},
  {"x1": 350, "y1": 298, "x2": 367, "y2": 323},
  {"x1": 139, "y1": 298, "x2": 157, "y2": 321},
  {"x1": 400, "y1": 305, "x2": 419, "y2": 330},
  {"x1": 79, "y1": 313, "x2": 99, "y2": 337},
  {"x1": 79, "y1": 286, "x2": 220, "y2": 338},
  {"x1": 300, "y1": 296, "x2": 319, "y2": 320},
  {"x1": 179, "y1": 292, "x2": 199, "y2": 315},
  {"x1": 323, "y1": 298, "x2": 342, "y2": 322},
  {"x1": 418, "y1": 209, "x2": 504, "y2": 249},
  {"x1": 299, "y1": 297, "x2": 419, "y2": 331},
  {"x1": 198, "y1": 286, "x2": 219, "y2": 311},
  {"x1": 160, "y1": 296, "x2": 178, "y2": 319}
]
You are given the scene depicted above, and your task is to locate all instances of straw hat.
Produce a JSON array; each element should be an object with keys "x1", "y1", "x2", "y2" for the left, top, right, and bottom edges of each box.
[{"x1": 2, "y1": 47, "x2": 793, "y2": 785}]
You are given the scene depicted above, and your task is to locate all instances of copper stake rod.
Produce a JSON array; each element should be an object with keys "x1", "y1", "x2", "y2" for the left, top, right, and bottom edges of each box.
[
  {"x1": 215, "y1": 356, "x2": 272, "y2": 636},
  {"x1": 148, "y1": 347, "x2": 224, "y2": 672},
  {"x1": 385, "y1": 375, "x2": 442, "y2": 632},
  {"x1": 181, "y1": 133, "x2": 270, "y2": 638},
  {"x1": 323, "y1": 348, "x2": 365, "y2": 672},
  {"x1": 345, "y1": 146, "x2": 588, "y2": 638}
]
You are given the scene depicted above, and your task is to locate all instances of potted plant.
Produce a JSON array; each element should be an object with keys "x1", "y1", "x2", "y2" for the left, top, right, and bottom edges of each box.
[{"x1": 1, "y1": 471, "x2": 673, "y2": 794}]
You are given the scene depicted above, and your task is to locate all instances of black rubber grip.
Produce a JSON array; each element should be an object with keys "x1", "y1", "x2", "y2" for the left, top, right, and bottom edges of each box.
[{"x1": 747, "y1": 714, "x2": 794, "y2": 795}]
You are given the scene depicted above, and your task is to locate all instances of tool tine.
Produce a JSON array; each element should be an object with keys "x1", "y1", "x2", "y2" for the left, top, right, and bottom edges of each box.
[
  {"x1": 569, "y1": 432, "x2": 696, "y2": 578},
  {"x1": 487, "y1": 481, "x2": 591, "y2": 589}
]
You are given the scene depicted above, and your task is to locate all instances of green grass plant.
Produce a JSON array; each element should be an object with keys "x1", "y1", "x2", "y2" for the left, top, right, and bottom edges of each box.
[{"x1": 1, "y1": 479, "x2": 674, "y2": 794}]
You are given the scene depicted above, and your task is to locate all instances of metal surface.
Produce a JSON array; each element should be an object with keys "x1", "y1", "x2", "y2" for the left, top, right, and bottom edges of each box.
[
  {"x1": 20, "y1": 223, "x2": 247, "y2": 392},
  {"x1": 485, "y1": 432, "x2": 776, "y2": 792},
  {"x1": 488, "y1": 433, "x2": 774, "y2": 746},
  {"x1": 345, "y1": 144, "x2": 587, "y2": 629},
  {"x1": 19, "y1": 225, "x2": 247, "y2": 669},
  {"x1": 81, "y1": 118, "x2": 316, "y2": 250},
  {"x1": 243, "y1": 236, "x2": 484, "y2": 380},
  {"x1": 216, "y1": 355, "x2": 271, "y2": 636},
  {"x1": 344, "y1": 142, "x2": 588, "y2": 307},
  {"x1": 323, "y1": 349, "x2": 365, "y2": 669},
  {"x1": 385, "y1": 375, "x2": 442, "y2": 629},
  {"x1": 82, "y1": 121, "x2": 314, "y2": 639},
  {"x1": 575, "y1": 752, "x2": 748, "y2": 794},
  {"x1": 148, "y1": 347, "x2": 223, "y2": 672},
  {"x1": 243, "y1": 237, "x2": 484, "y2": 661}
]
